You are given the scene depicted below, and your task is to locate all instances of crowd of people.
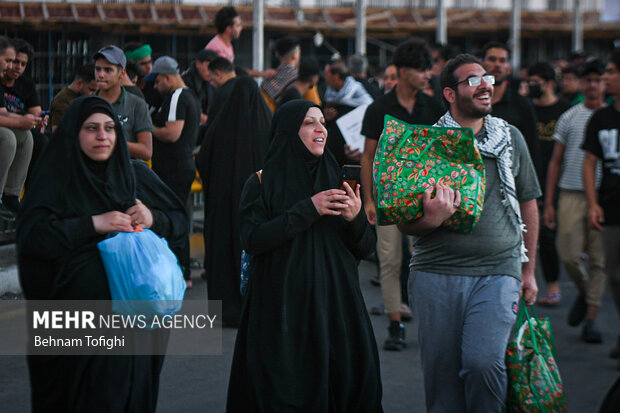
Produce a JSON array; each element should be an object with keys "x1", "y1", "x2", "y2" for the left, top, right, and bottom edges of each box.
[{"x1": 4, "y1": 3, "x2": 620, "y2": 412}]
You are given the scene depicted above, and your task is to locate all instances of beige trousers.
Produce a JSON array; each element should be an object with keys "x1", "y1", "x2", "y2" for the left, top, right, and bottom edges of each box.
[
  {"x1": 556, "y1": 191, "x2": 606, "y2": 307},
  {"x1": 376, "y1": 224, "x2": 408, "y2": 314}
]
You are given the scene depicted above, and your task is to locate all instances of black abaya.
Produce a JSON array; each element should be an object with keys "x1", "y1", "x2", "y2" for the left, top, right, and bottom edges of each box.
[
  {"x1": 16, "y1": 96, "x2": 187, "y2": 412},
  {"x1": 196, "y1": 76, "x2": 272, "y2": 326},
  {"x1": 226, "y1": 100, "x2": 382, "y2": 412}
]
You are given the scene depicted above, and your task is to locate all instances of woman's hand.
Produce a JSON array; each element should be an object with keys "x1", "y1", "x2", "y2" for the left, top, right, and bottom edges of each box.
[
  {"x1": 92, "y1": 211, "x2": 134, "y2": 234},
  {"x1": 311, "y1": 189, "x2": 349, "y2": 216},
  {"x1": 341, "y1": 182, "x2": 362, "y2": 222},
  {"x1": 125, "y1": 199, "x2": 154, "y2": 229}
]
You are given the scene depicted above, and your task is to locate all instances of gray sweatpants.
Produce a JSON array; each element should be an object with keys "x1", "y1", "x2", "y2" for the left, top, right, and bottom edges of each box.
[
  {"x1": 409, "y1": 270, "x2": 521, "y2": 413},
  {"x1": 0, "y1": 127, "x2": 33, "y2": 196}
]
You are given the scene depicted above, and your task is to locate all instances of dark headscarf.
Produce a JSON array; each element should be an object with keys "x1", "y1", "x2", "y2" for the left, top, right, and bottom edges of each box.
[
  {"x1": 261, "y1": 99, "x2": 341, "y2": 216},
  {"x1": 19, "y1": 95, "x2": 135, "y2": 224}
]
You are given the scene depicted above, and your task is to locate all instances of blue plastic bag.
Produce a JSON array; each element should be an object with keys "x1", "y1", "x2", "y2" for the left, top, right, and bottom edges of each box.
[{"x1": 97, "y1": 229, "x2": 186, "y2": 318}]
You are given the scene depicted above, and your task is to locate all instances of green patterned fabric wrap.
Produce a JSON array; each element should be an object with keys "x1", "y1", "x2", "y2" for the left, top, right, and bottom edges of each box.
[
  {"x1": 506, "y1": 302, "x2": 567, "y2": 413},
  {"x1": 373, "y1": 115, "x2": 485, "y2": 232}
]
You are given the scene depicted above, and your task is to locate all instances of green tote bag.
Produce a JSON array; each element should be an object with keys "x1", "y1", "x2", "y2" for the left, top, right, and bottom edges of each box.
[{"x1": 373, "y1": 115, "x2": 485, "y2": 232}]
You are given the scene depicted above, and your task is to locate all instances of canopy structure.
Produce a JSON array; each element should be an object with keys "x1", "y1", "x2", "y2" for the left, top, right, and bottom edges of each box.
[{"x1": 0, "y1": 3, "x2": 617, "y2": 39}]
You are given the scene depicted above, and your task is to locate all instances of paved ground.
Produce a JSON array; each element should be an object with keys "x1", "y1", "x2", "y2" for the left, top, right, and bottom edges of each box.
[{"x1": 1, "y1": 234, "x2": 619, "y2": 412}]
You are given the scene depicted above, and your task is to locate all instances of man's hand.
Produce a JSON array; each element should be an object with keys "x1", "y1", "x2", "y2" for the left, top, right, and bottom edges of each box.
[
  {"x1": 589, "y1": 203, "x2": 605, "y2": 231},
  {"x1": 364, "y1": 201, "x2": 377, "y2": 226},
  {"x1": 421, "y1": 184, "x2": 461, "y2": 228},
  {"x1": 397, "y1": 184, "x2": 460, "y2": 236},
  {"x1": 18, "y1": 114, "x2": 37, "y2": 130},
  {"x1": 261, "y1": 69, "x2": 277, "y2": 79},
  {"x1": 543, "y1": 204, "x2": 556, "y2": 230},
  {"x1": 344, "y1": 144, "x2": 362, "y2": 163},
  {"x1": 520, "y1": 268, "x2": 538, "y2": 306}
]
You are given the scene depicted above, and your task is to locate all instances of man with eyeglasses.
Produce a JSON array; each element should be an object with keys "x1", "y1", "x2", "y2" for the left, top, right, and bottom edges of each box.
[
  {"x1": 398, "y1": 54, "x2": 540, "y2": 412},
  {"x1": 361, "y1": 38, "x2": 444, "y2": 352}
]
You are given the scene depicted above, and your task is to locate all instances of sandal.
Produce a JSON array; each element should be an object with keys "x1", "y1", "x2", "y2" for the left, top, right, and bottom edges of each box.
[{"x1": 538, "y1": 293, "x2": 562, "y2": 307}]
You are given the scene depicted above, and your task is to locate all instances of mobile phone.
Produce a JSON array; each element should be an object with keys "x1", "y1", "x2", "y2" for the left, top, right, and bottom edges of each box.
[
  {"x1": 38, "y1": 110, "x2": 50, "y2": 117},
  {"x1": 341, "y1": 164, "x2": 361, "y2": 190}
]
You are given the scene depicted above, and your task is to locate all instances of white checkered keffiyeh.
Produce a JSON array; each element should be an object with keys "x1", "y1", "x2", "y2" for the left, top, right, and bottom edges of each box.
[{"x1": 435, "y1": 111, "x2": 529, "y2": 262}]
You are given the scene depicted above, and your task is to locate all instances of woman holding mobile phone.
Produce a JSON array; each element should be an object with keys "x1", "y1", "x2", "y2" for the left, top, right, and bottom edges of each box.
[{"x1": 226, "y1": 100, "x2": 382, "y2": 412}]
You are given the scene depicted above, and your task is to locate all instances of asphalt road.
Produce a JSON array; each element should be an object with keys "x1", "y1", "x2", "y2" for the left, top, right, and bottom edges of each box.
[{"x1": 1, "y1": 234, "x2": 619, "y2": 412}]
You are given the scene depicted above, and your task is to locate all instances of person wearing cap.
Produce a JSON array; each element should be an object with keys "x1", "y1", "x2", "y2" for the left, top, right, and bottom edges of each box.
[
  {"x1": 261, "y1": 36, "x2": 301, "y2": 110},
  {"x1": 149, "y1": 56, "x2": 200, "y2": 288},
  {"x1": 94, "y1": 45, "x2": 153, "y2": 161}
]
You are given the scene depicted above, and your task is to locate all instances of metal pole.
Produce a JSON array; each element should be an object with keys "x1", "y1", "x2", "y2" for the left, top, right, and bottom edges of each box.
[
  {"x1": 355, "y1": 0, "x2": 366, "y2": 55},
  {"x1": 573, "y1": 0, "x2": 583, "y2": 52},
  {"x1": 253, "y1": 0, "x2": 264, "y2": 73},
  {"x1": 436, "y1": 0, "x2": 447, "y2": 45},
  {"x1": 509, "y1": 0, "x2": 521, "y2": 75}
]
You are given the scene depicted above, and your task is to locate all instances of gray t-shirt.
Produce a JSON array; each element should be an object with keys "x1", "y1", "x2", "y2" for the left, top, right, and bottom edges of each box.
[
  {"x1": 410, "y1": 124, "x2": 541, "y2": 281},
  {"x1": 100, "y1": 87, "x2": 153, "y2": 143}
]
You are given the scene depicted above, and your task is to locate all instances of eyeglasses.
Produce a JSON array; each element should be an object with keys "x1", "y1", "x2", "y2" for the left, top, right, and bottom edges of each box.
[{"x1": 454, "y1": 74, "x2": 495, "y2": 87}]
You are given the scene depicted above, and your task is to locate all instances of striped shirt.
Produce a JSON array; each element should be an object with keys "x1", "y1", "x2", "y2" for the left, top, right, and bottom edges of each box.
[{"x1": 553, "y1": 102, "x2": 602, "y2": 191}]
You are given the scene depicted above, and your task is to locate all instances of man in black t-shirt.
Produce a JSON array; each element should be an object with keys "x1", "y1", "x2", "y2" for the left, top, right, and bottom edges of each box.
[
  {"x1": 481, "y1": 42, "x2": 541, "y2": 174},
  {"x1": 361, "y1": 38, "x2": 444, "y2": 352},
  {"x1": 2, "y1": 39, "x2": 49, "y2": 186},
  {"x1": 582, "y1": 48, "x2": 620, "y2": 361},
  {"x1": 526, "y1": 61, "x2": 571, "y2": 308},
  {"x1": 149, "y1": 56, "x2": 200, "y2": 288}
]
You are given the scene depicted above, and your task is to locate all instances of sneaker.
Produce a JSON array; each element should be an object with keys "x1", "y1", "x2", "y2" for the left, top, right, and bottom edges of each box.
[
  {"x1": 383, "y1": 321, "x2": 406, "y2": 351},
  {"x1": 567, "y1": 295, "x2": 587, "y2": 327},
  {"x1": 581, "y1": 319, "x2": 603, "y2": 344},
  {"x1": 1, "y1": 195, "x2": 20, "y2": 215},
  {"x1": 610, "y1": 335, "x2": 620, "y2": 358},
  {"x1": 0, "y1": 202, "x2": 16, "y2": 221},
  {"x1": 370, "y1": 303, "x2": 385, "y2": 315}
]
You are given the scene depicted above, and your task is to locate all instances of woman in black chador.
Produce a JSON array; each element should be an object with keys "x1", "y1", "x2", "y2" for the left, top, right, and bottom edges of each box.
[
  {"x1": 16, "y1": 96, "x2": 187, "y2": 412},
  {"x1": 196, "y1": 76, "x2": 272, "y2": 326},
  {"x1": 227, "y1": 100, "x2": 383, "y2": 412}
]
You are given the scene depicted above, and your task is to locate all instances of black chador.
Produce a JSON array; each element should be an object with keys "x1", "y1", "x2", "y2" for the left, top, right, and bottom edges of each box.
[
  {"x1": 17, "y1": 96, "x2": 187, "y2": 412},
  {"x1": 196, "y1": 76, "x2": 272, "y2": 326},
  {"x1": 226, "y1": 100, "x2": 383, "y2": 412}
]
